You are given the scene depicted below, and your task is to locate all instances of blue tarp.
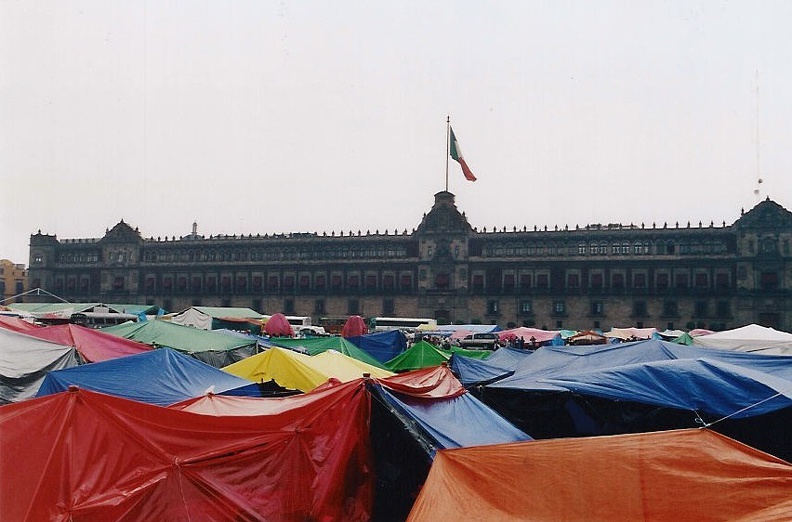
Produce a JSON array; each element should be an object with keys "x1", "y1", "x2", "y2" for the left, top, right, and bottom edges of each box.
[
  {"x1": 540, "y1": 357, "x2": 792, "y2": 418},
  {"x1": 346, "y1": 330, "x2": 408, "y2": 364},
  {"x1": 36, "y1": 348, "x2": 256, "y2": 406},
  {"x1": 487, "y1": 339, "x2": 792, "y2": 418},
  {"x1": 372, "y1": 384, "x2": 531, "y2": 453},
  {"x1": 450, "y1": 354, "x2": 515, "y2": 386}
]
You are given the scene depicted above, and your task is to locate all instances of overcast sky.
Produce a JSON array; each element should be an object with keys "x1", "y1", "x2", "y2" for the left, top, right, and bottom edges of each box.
[{"x1": 2, "y1": 1, "x2": 791, "y2": 263}]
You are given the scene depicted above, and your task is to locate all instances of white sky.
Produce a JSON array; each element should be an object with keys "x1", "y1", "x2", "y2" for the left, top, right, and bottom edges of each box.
[{"x1": 2, "y1": 1, "x2": 791, "y2": 263}]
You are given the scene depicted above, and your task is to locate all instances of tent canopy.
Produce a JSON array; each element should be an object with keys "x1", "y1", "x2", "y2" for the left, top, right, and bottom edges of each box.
[
  {"x1": 25, "y1": 323, "x2": 151, "y2": 362},
  {"x1": 1, "y1": 382, "x2": 373, "y2": 521},
  {"x1": 272, "y1": 336, "x2": 387, "y2": 369},
  {"x1": 263, "y1": 312, "x2": 294, "y2": 336},
  {"x1": 345, "y1": 329, "x2": 408, "y2": 364},
  {"x1": 692, "y1": 323, "x2": 792, "y2": 354},
  {"x1": 36, "y1": 348, "x2": 255, "y2": 406},
  {"x1": 341, "y1": 315, "x2": 368, "y2": 337},
  {"x1": 408, "y1": 428, "x2": 792, "y2": 521}
]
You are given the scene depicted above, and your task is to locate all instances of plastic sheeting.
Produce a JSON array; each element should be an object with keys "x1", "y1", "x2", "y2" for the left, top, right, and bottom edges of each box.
[
  {"x1": 692, "y1": 323, "x2": 792, "y2": 354},
  {"x1": 346, "y1": 329, "x2": 408, "y2": 363},
  {"x1": 25, "y1": 323, "x2": 151, "y2": 362},
  {"x1": 541, "y1": 357, "x2": 792, "y2": 418},
  {"x1": 0, "y1": 315, "x2": 40, "y2": 333},
  {"x1": 0, "y1": 327, "x2": 80, "y2": 403},
  {"x1": 385, "y1": 341, "x2": 451, "y2": 372},
  {"x1": 341, "y1": 315, "x2": 368, "y2": 337},
  {"x1": 102, "y1": 320, "x2": 258, "y2": 367},
  {"x1": 497, "y1": 326, "x2": 560, "y2": 344},
  {"x1": 272, "y1": 336, "x2": 387, "y2": 369},
  {"x1": 1, "y1": 381, "x2": 373, "y2": 521},
  {"x1": 263, "y1": 312, "x2": 294, "y2": 336},
  {"x1": 224, "y1": 347, "x2": 393, "y2": 392},
  {"x1": 408, "y1": 428, "x2": 792, "y2": 521},
  {"x1": 36, "y1": 348, "x2": 256, "y2": 406}
]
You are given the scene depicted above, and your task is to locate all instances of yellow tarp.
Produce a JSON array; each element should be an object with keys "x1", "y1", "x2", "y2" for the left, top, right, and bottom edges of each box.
[{"x1": 223, "y1": 347, "x2": 393, "y2": 392}]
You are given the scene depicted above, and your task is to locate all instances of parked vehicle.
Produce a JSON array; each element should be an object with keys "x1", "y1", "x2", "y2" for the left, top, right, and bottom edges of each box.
[{"x1": 458, "y1": 332, "x2": 499, "y2": 349}]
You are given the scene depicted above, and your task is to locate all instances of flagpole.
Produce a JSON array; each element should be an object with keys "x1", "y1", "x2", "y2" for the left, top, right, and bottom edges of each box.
[{"x1": 445, "y1": 115, "x2": 450, "y2": 192}]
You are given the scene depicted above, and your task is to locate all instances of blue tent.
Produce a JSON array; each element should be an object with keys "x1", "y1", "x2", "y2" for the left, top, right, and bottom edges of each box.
[
  {"x1": 450, "y1": 354, "x2": 515, "y2": 386},
  {"x1": 36, "y1": 348, "x2": 256, "y2": 406},
  {"x1": 490, "y1": 339, "x2": 792, "y2": 391},
  {"x1": 372, "y1": 383, "x2": 531, "y2": 452},
  {"x1": 346, "y1": 330, "x2": 407, "y2": 364},
  {"x1": 541, "y1": 357, "x2": 792, "y2": 419}
]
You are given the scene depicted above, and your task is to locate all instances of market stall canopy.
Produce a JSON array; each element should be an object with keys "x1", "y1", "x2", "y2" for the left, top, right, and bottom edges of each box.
[
  {"x1": 271, "y1": 336, "x2": 387, "y2": 369},
  {"x1": 262, "y1": 312, "x2": 294, "y2": 337},
  {"x1": 1, "y1": 381, "x2": 373, "y2": 521},
  {"x1": 224, "y1": 347, "x2": 393, "y2": 392},
  {"x1": 0, "y1": 327, "x2": 79, "y2": 403},
  {"x1": 36, "y1": 348, "x2": 256, "y2": 406},
  {"x1": 408, "y1": 428, "x2": 792, "y2": 521},
  {"x1": 0, "y1": 315, "x2": 40, "y2": 333},
  {"x1": 497, "y1": 326, "x2": 560, "y2": 344},
  {"x1": 170, "y1": 306, "x2": 264, "y2": 330},
  {"x1": 341, "y1": 315, "x2": 368, "y2": 337},
  {"x1": 692, "y1": 323, "x2": 792, "y2": 354},
  {"x1": 345, "y1": 329, "x2": 408, "y2": 364},
  {"x1": 101, "y1": 319, "x2": 258, "y2": 367},
  {"x1": 25, "y1": 323, "x2": 151, "y2": 362},
  {"x1": 605, "y1": 326, "x2": 658, "y2": 340}
]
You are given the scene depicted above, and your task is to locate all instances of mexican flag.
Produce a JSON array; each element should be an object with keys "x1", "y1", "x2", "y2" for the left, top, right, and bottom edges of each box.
[{"x1": 449, "y1": 127, "x2": 477, "y2": 181}]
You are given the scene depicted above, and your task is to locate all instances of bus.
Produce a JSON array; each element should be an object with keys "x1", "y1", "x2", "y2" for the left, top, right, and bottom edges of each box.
[
  {"x1": 70, "y1": 311, "x2": 139, "y2": 328},
  {"x1": 371, "y1": 317, "x2": 437, "y2": 332}
]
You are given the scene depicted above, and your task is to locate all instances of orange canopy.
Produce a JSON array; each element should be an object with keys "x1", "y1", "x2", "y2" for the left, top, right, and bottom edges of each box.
[{"x1": 409, "y1": 428, "x2": 792, "y2": 521}]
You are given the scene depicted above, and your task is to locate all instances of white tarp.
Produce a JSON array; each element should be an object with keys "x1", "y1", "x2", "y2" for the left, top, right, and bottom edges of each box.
[{"x1": 692, "y1": 324, "x2": 792, "y2": 355}]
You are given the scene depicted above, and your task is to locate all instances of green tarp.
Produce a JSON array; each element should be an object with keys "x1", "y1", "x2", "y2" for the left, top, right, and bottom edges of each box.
[{"x1": 270, "y1": 337, "x2": 388, "y2": 370}]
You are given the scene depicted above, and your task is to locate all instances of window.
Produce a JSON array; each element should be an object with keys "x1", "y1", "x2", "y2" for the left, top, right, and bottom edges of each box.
[
  {"x1": 348, "y1": 299, "x2": 359, "y2": 315},
  {"x1": 284, "y1": 299, "x2": 295, "y2": 314},
  {"x1": 663, "y1": 301, "x2": 678, "y2": 317},
  {"x1": 716, "y1": 301, "x2": 730, "y2": 318},
  {"x1": 760, "y1": 271, "x2": 779, "y2": 290},
  {"x1": 283, "y1": 275, "x2": 295, "y2": 289},
  {"x1": 314, "y1": 299, "x2": 325, "y2": 314},
  {"x1": 590, "y1": 273, "x2": 603, "y2": 289},
  {"x1": 567, "y1": 273, "x2": 579, "y2": 288},
  {"x1": 435, "y1": 273, "x2": 450, "y2": 289},
  {"x1": 503, "y1": 274, "x2": 515, "y2": 289},
  {"x1": 472, "y1": 274, "x2": 484, "y2": 289},
  {"x1": 591, "y1": 301, "x2": 604, "y2": 316},
  {"x1": 612, "y1": 273, "x2": 624, "y2": 289},
  {"x1": 383, "y1": 274, "x2": 395, "y2": 289},
  {"x1": 383, "y1": 299, "x2": 394, "y2": 315},
  {"x1": 331, "y1": 275, "x2": 342, "y2": 288},
  {"x1": 633, "y1": 301, "x2": 647, "y2": 318},
  {"x1": 519, "y1": 273, "x2": 532, "y2": 288},
  {"x1": 656, "y1": 273, "x2": 669, "y2": 289},
  {"x1": 675, "y1": 273, "x2": 689, "y2": 288},
  {"x1": 633, "y1": 273, "x2": 647, "y2": 288},
  {"x1": 315, "y1": 275, "x2": 326, "y2": 289},
  {"x1": 487, "y1": 300, "x2": 500, "y2": 315},
  {"x1": 536, "y1": 274, "x2": 549, "y2": 289},
  {"x1": 400, "y1": 274, "x2": 412, "y2": 289},
  {"x1": 251, "y1": 276, "x2": 262, "y2": 290},
  {"x1": 715, "y1": 273, "x2": 730, "y2": 289},
  {"x1": 267, "y1": 276, "x2": 279, "y2": 290},
  {"x1": 366, "y1": 274, "x2": 377, "y2": 288},
  {"x1": 299, "y1": 275, "x2": 310, "y2": 289},
  {"x1": 694, "y1": 301, "x2": 708, "y2": 318},
  {"x1": 553, "y1": 301, "x2": 566, "y2": 314},
  {"x1": 520, "y1": 300, "x2": 532, "y2": 314},
  {"x1": 694, "y1": 273, "x2": 708, "y2": 288}
]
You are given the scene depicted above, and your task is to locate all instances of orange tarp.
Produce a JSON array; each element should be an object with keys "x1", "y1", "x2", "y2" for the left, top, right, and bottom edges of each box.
[{"x1": 408, "y1": 428, "x2": 792, "y2": 521}]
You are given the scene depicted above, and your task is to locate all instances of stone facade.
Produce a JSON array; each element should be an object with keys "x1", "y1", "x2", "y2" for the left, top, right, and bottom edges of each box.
[{"x1": 27, "y1": 193, "x2": 792, "y2": 331}]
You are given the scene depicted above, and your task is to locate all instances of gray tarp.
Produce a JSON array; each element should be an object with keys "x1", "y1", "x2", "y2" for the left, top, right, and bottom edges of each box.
[{"x1": 0, "y1": 327, "x2": 79, "y2": 403}]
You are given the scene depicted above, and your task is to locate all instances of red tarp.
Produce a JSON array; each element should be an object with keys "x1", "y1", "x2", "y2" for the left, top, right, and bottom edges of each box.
[
  {"x1": 0, "y1": 381, "x2": 373, "y2": 521},
  {"x1": 378, "y1": 365, "x2": 466, "y2": 399},
  {"x1": 341, "y1": 315, "x2": 368, "y2": 337},
  {"x1": 264, "y1": 313, "x2": 294, "y2": 337},
  {"x1": 408, "y1": 428, "x2": 792, "y2": 521},
  {"x1": 0, "y1": 315, "x2": 40, "y2": 333},
  {"x1": 25, "y1": 323, "x2": 152, "y2": 362}
]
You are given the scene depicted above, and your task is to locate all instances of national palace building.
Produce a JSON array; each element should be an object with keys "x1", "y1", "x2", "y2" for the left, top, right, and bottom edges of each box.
[{"x1": 27, "y1": 191, "x2": 792, "y2": 331}]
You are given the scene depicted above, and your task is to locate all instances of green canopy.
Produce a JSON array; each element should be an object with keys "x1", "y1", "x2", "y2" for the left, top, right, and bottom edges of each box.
[
  {"x1": 385, "y1": 340, "x2": 451, "y2": 372},
  {"x1": 450, "y1": 346, "x2": 493, "y2": 360},
  {"x1": 102, "y1": 320, "x2": 257, "y2": 368},
  {"x1": 270, "y1": 336, "x2": 387, "y2": 370},
  {"x1": 672, "y1": 332, "x2": 694, "y2": 345}
]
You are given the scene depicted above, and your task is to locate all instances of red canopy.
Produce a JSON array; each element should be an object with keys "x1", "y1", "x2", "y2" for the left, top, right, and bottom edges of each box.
[
  {"x1": 0, "y1": 381, "x2": 373, "y2": 521},
  {"x1": 378, "y1": 365, "x2": 466, "y2": 399},
  {"x1": 409, "y1": 428, "x2": 792, "y2": 521},
  {"x1": 263, "y1": 313, "x2": 294, "y2": 336},
  {"x1": 26, "y1": 323, "x2": 152, "y2": 362},
  {"x1": 0, "y1": 315, "x2": 40, "y2": 333},
  {"x1": 341, "y1": 315, "x2": 368, "y2": 337}
]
